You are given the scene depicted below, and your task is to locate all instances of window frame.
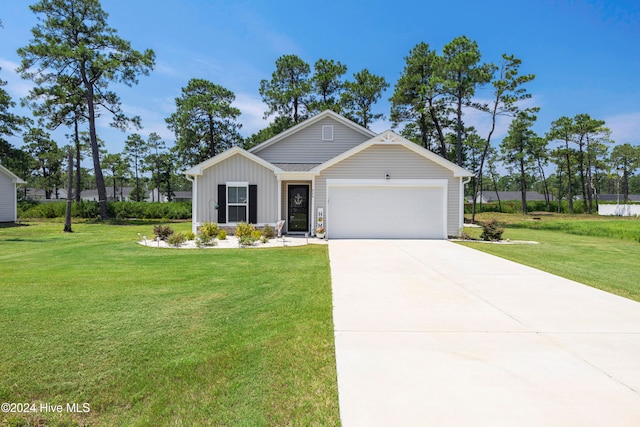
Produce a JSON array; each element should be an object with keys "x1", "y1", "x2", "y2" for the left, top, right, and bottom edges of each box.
[
  {"x1": 322, "y1": 125, "x2": 334, "y2": 141},
  {"x1": 226, "y1": 181, "x2": 249, "y2": 223}
]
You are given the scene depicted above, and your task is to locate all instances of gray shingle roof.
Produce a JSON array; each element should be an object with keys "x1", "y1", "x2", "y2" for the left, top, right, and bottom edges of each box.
[{"x1": 272, "y1": 163, "x2": 321, "y2": 172}]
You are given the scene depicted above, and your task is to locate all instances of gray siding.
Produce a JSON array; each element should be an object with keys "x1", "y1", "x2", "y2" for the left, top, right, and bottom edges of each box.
[
  {"x1": 195, "y1": 154, "x2": 279, "y2": 225},
  {"x1": 253, "y1": 117, "x2": 370, "y2": 164},
  {"x1": 315, "y1": 144, "x2": 463, "y2": 237},
  {"x1": 0, "y1": 172, "x2": 16, "y2": 222}
]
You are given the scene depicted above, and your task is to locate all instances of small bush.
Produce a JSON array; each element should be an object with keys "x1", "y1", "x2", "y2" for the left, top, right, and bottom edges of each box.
[
  {"x1": 239, "y1": 235, "x2": 257, "y2": 247},
  {"x1": 196, "y1": 233, "x2": 217, "y2": 247},
  {"x1": 200, "y1": 222, "x2": 220, "y2": 237},
  {"x1": 261, "y1": 236, "x2": 269, "y2": 244},
  {"x1": 480, "y1": 219, "x2": 504, "y2": 241},
  {"x1": 153, "y1": 224, "x2": 174, "y2": 241},
  {"x1": 251, "y1": 230, "x2": 262, "y2": 240},
  {"x1": 167, "y1": 232, "x2": 187, "y2": 247},
  {"x1": 262, "y1": 224, "x2": 276, "y2": 239},
  {"x1": 217, "y1": 230, "x2": 227, "y2": 240},
  {"x1": 185, "y1": 231, "x2": 195, "y2": 240},
  {"x1": 234, "y1": 222, "x2": 256, "y2": 238}
]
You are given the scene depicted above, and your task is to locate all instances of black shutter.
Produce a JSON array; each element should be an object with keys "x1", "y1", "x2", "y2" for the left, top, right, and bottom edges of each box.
[
  {"x1": 249, "y1": 185, "x2": 257, "y2": 224},
  {"x1": 217, "y1": 185, "x2": 226, "y2": 223}
]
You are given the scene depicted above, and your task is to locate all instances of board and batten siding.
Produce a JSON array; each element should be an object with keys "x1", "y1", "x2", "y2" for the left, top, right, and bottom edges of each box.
[
  {"x1": 315, "y1": 144, "x2": 463, "y2": 237},
  {"x1": 253, "y1": 117, "x2": 371, "y2": 164},
  {"x1": 195, "y1": 153, "x2": 278, "y2": 225},
  {"x1": 0, "y1": 172, "x2": 17, "y2": 222}
]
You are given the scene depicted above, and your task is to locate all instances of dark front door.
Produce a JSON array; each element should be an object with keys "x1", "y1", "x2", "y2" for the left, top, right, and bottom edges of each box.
[{"x1": 288, "y1": 185, "x2": 309, "y2": 233}]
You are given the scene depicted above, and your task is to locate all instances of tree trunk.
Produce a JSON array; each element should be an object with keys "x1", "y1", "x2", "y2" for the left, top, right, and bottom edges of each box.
[
  {"x1": 82, "y1": 67, "x2": 108, "y2": 220},
  {"x1": 64, "y1": 149, "x2": 73, "y2": 233},
  {"x1": 428, "y1": 99, "x2": 447, "y2": 159},
  {"x1": 577, "y1": 140, "x2": 587, "y2": 213},
  {"x1": 456, "y1": 93, "x2": 463, "y2": 167},
  {"x1": 491, "y1": 172, "x2": 502, "y2": 213},
  {"x1": 564, "y1": 141, "x2": 573, "y2": 213},
  {"x1": 585, "y1": 138, "x2": 594, "y2": 214},
  {"x1": 536, "y1": 157, "x2": 550, "y2": 211},
  {"x1": 519, "y1": 157, "x2": 527, "y2": 214},
  {"x1": 74, "y1": 114, "x2": 82, "y2": 202}
]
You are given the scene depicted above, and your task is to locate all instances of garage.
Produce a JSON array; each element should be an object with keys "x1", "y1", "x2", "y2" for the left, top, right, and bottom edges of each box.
[{"x1": 327, "y1": 180, "x2": 447, "y2": 239}]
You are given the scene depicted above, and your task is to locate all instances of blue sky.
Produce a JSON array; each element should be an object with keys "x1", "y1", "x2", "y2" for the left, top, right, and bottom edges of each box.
[{"x1": 1, "y1": 0, "x2": 639, "y2": 156}]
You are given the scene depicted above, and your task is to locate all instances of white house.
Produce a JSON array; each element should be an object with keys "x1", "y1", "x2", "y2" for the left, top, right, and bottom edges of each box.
[
  {"x1": 0, "y1": 164, "x2": 26, "y2": 222},
  {"x1": 184, "y1": 111, "x2": 473, "y2": 239}
]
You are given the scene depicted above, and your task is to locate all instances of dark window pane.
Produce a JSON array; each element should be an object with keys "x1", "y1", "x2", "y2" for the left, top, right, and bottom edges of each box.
[
  {"x1": 228, "y1": 187, "x2": 238, "y2": 204},
  {"x1": 229, "y1": 206, "x2": 247, "y2": 222}
]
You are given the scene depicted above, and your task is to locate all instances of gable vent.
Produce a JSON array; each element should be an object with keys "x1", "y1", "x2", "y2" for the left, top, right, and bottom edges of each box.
[{"x1": 322, "y1": 125, "x2": 334, "y2": 141}]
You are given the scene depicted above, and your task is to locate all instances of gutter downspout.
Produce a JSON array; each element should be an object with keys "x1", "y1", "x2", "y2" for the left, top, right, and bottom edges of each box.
[
  {"x1": 460, "y1": 176, "x2": 472, "y2": 232},
  {"x1": 185, "y1": 175, "x2": 196, "y2": 234}
]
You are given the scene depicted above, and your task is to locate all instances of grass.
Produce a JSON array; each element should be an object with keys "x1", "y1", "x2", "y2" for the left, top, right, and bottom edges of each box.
[
  {"x1": 460, "y1": 213, "x2": 640, "y2": 302},
  {"x1": 0, "y1": 220, "x2": 339, "y2": 426}
]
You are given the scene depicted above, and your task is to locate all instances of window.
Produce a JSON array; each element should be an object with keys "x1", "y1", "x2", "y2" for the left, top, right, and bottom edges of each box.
[
  {"x1": 322, "y1": 125, "x2": 334, "y2": 141},
  {"x1": 227, "y1": 183, "x2": 248, "y2": 222}
]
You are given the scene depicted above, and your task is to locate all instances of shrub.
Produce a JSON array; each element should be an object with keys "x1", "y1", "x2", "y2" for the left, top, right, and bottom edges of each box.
[
  {"x1": 251, "y1": 230, "x2": 262, "y2": 240},
  {"x1": 480, "y1": 219, "x2": 504, "y2": 241},
  {"x1": 239, "y1": 235, "x2": 257, "y2": 247},
  {"x1": 217, "y1": 230, "x2": 227, "y2": 240},
  {"x1": 185, "y1": 231, "x2": 195, "y2": 240},
  {"x1": 167, "y1": 232, "x2": 187, "y2": 247},
  {"x1": 153, "y1": 224, "x2": 174, "y2": 241},
  {"x1": 196, "y1": 233, "x2": 217, "y2": 247},
  {"x1": 262, "y1": 224, "x2": 276, "y2": 239},
  {"x1": 261, "y1": 236, "x2": 269, "y2": 244},
  {"x1": 234, "y1": 222, "x2": 256, "y2": 238},
  {"x1": 200, "y1": 222, "x2": 219, "y2": 237}
]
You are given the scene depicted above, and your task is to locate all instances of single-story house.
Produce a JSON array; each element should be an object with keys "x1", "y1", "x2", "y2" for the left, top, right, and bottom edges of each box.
[
  {"x1": 0, "y1": 163, "x2": 26, "y2": 222},
  {"x1": 183, "y1": 110, "x2": 473, "y2": 239},
  {"x1": 25, "y1": 187, "x2": 69, "y2": 200},
  {"x1": 467, "y1": 191, "x2": 555, "y2": 204}
]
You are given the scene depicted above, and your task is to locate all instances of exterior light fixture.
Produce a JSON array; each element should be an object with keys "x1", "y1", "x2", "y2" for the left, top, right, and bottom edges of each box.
[{"x1": 385, "y1": 173, "x2": 390, "y2": 180}]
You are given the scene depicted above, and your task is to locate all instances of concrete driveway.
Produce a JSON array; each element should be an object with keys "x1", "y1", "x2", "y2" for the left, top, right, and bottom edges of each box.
[{"x1": 329, "y1": 240, "x2": 640, "y2": 427}]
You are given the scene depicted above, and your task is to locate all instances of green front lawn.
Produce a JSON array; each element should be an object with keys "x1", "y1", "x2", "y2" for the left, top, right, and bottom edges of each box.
[
  {"x1": 460, "y1": 214, "x2": 640, "y2": 302},
  {"x1": 0, "y1": 221, "x2": 339, "y2": 426}
]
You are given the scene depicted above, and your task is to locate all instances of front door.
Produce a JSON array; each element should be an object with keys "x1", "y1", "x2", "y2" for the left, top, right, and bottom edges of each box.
[{"x1": 288, "y1": 185, "x2": 309, "y2": 233}]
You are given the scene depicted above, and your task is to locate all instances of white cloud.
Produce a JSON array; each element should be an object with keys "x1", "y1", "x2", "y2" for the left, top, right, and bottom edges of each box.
[
  {"x1": 604, "y1": 112, "x2": 640, "y2": 144},
  {"x1": 0, "y1": 58, "x2": 34, "y2": 98},
  {"x1": 369, "y1": 118, "x2": 392, "y2": 134},
  {"x1": 234, "y1": 93, "x2": 270, "y2": 136}
]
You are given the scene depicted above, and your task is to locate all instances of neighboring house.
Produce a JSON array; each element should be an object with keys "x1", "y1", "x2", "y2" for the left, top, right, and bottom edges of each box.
[
  {"x1": 81, "y1": 187, "x2": 138, "y2": 201},
  {"x1": 0, "y1": 164, "x2": 26, "y2": 222},
  {"x1": 147, "y1": 188, "x2": 192, "y2": 203},
  {"x1": 25, "y1": 187, "x2": 68, "y2": 200},
  {"x1": 184, "y1": 111, "x2": 473, "y2": 239},
  {"x1": 598, "y1": 194, "x2": 640, "y2": 203},
  {"x1": 467, "y1": 191, "x2": 555, "y2": 204}
]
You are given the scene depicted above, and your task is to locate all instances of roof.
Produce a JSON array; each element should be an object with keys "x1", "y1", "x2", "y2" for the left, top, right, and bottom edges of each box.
[
  {"x1": 311, "y1": 130, "x2": 474, "y2": 178},
  {"x1": 183, "y1": 146, "x2": 284, "y2": 176},
  {"x1": 248, "y1": 110, "x2": 376, "y2": 155},
  {"x1": 0, "y1": 164, "x2": 26, "y2": 184},
  {"x1": 598, "y1": 194, "x2": 640, "y2": 202},
  {"x1": 272, "y1": 163, "x2": 321, "y2": 172},
  {"x1": 478, "y1": 191, "x2": 553, "y2": 202}
]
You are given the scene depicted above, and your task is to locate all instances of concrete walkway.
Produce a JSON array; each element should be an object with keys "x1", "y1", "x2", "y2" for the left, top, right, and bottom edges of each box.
[{"x1": 329, "y1": 240, "x2": 640, "y2": 426}]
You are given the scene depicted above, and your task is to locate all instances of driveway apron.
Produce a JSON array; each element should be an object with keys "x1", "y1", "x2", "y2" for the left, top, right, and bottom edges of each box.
[{"x1": 329, "y1": 239, "x2": 640, "y2": 427}]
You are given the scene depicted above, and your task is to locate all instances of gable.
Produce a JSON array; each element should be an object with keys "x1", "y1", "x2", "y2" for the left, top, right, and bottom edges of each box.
[
  {"x1": 183, "y1": 146, "x2": 281, "y2": 176},
  {"x1": 313, "y1": 130, "x2": 474, "y2": 178},
  {"x1": 250, "y1": 111, "x2": 375, "y2": 164},
  {"x1": 321, "y1": 144, "x2": 455, "y2": 179},
  {"x1": 0, "y1": 164, "x2": 26, "y2": 184}
]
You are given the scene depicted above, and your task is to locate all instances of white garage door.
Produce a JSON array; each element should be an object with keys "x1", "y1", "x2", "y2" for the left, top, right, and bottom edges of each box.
[{"x1": 328, "y1": 182, "x2": 446, "y2": 239}]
